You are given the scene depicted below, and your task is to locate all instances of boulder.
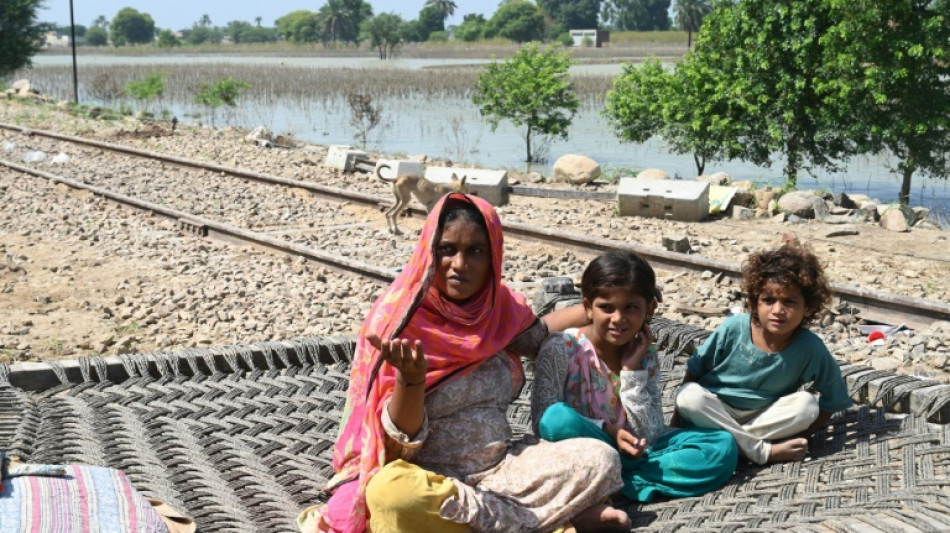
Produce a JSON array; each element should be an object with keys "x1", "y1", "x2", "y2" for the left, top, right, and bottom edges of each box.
[
  {"x1": 552, "y1": 154, "x2": 601, "y2": 185},
  {"x1": 11, "y1": 79, "x2": 31, "y2": 94},
  {"x1": 732, "y1": 180, "x2": 755, "y2": 191},
  {"x1": 754, "y1": 189, "x2": 778, "y2": 209},
  {"x1": 879, "y1": 206, "x2": 912, "y2": 232},
  {"x1": 636, "y1": 168, "x2": 670, "y2": 180},
  {"x1": 778, "y1": 191, "x2": 821, "y2": 218},
  {"x1": 662, "y1": 235, "x2": 692, "y2": 254},
  {"x1": 832, "y1": 192, "x2": 857, "y2": 209}
]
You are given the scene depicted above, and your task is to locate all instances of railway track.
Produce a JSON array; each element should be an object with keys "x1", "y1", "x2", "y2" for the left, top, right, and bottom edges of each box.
[{"x1": 1, "y1": 123, "x2": 948, "y2": 329}]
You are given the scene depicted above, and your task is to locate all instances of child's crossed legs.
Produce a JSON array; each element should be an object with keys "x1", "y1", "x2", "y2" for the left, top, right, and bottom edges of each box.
[{"x1": 675, "y1": 382, "x2": 818, "y2": 465}]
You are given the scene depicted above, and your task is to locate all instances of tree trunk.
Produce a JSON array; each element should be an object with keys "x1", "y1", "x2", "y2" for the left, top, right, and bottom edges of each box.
[
  {"x1": 900, "y1": 166, "x2": 913, "y2": 205},
  {"x1": 784, "y1": 136, "x2": 800, "y2": 187},
  {"x1": 525, "y1": 127, "x2": 533, "y2": 163},
  {"x1": 693, "y1": 153, "x2": 705, "y2": 176},
  {"x1": 688, "y1": 30, "x2": 693, "y2": 49}
]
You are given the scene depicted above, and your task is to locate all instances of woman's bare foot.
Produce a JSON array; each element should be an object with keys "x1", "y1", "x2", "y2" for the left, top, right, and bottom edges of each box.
[
  {"x1": 767, "y1": 438, "x2": 808, "y2": 463},
  {"x1": 572, "y1": 503, "x2": 631, "y2": 532}
]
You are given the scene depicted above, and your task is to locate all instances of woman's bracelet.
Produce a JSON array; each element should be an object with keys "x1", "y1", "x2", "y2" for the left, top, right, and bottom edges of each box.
[{"x1": 396, "y1": 376, "x2": 426, "y2": 387}]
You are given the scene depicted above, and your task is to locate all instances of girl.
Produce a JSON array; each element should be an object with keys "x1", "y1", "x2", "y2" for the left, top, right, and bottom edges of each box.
[
  {"x1": 299, "y1": 194, "x2": 630, "y2": 533},
  {"x1": 532, "y1": 251, "x2": 738, "y2": 503},
  {"x1": 675, "y1": 243, "x2": 853, "y2": 465}
]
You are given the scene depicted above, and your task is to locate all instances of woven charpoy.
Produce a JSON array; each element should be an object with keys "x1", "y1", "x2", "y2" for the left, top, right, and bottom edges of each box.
[{"x1": 1, "y1": 320, "x2": 949, "y2": 533}]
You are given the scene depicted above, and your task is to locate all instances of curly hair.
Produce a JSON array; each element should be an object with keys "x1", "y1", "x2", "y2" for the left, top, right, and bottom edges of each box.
[{"x1": 741, "y1": 243, "x2": 831, "y2": 328}]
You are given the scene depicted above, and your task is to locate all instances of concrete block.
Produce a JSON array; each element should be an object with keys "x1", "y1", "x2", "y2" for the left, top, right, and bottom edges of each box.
[
  {"x1": 375, "y1": 159, "x2": 424, "y2": 179},
  {"x1": 425, "y1": 166, "x2": 509, "y2": 206},
  {"x1": 617, "y1": 178, "x2": 709, "y2": 222},
  {"x1": 324, "y1": 145, "x2": 368, "y2": 171}
]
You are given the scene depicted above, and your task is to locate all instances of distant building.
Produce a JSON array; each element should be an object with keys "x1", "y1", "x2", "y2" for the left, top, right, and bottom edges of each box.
[
  {"x1": 569, "y1": 29, "x2": 609, "y2": 48},
  {"x1": 44, "y1": 32, "x2": 70, "y2": 48}
]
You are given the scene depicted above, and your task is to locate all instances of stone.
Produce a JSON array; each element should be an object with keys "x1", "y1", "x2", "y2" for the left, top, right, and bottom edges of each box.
[
  {"x1": 244, "y1": 126, "x2": 273, "y2": 148},
  {"x1": 754, "y1": 189, "x2": 778, "y2": 209},
  {"x1": 732, "y1": 206, "x2": 755, "y2": 220},
  {"x1": 552, "y1": 154, "x2": 601, "y2": 185},
  {"x1": 879, "y1": 208, "x2": 910, "y2": 232},
  {"x1": 696, "y1": 172, "x2": 731, "y2": 185},
  {"x1": 870, "y1": 356, "x2": 901, "y2": 372},
  {"x1": 636, "y1": 168, "x2": 670, "y2": 180},
  {"x1": 778, "y1": 191, "x2": 821, "y2": 218},
  {"x1": 662, "y1": 235, "x2": 692, "y2": 254},
  {"x1": 826, "y1": 226, "x2": 859, "y2": 238}
]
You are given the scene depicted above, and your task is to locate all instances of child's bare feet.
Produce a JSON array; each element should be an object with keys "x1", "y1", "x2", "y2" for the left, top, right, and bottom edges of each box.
[
  {"x1": 767, "y1": 438, "x2": 809, "y2": 463},
  {"x1": 572, "y1": 503, "x2": 631, "y2": 532}
]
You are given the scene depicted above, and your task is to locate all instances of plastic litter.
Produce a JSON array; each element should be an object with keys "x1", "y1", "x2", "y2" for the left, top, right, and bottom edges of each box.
[
  {"x1": 51, "y1": 152, "x2": 70, "y2": 164},
  {"x1": 21, "y1": 150, "x2": 47, "y2": 163},
  {"x1": 3, "y1": 141, "x2": 14, "y2": 152}
]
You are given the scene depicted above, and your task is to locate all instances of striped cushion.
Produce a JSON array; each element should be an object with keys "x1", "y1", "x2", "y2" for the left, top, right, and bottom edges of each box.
[{"x1": 0, "y1": 464, "x2": 167, "y2": 533}]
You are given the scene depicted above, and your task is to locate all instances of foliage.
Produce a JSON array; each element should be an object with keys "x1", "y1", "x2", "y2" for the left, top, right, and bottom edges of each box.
[
  {"x1": 226, "y1": 21, "x2": 278, "y2": 43},
  {"x1": 604, "y1": 58, "x2": 742, "y2": 175},
  {"x1": 538, "y1": 0, "x2": 602, "y2": 29},
  {"x1": 55, "y1": 24, "x2": 87, "y2": 37},
  {"x1": 484, "y1": 1, "x2": 546, "y2": 43},
  {"x1": 362, "y1": 13, "x2": 406, "y2": 59},
  {"x1": 425, "y1": 0, "x2": 458, "y2": 27},
  {"x1": 428, "y1": 30, "x2": 449, "y2": 42},
  {"x1": 318, "y1": 0, "x2": 373, "y2": 45},
  {"x1": 682, "y1": 0, "x2": 852, "y2": 184},
  {"x1": 276, "y1": 11, "x2": 322, "y2": 43},
  {"x1": 346, "y1": 92, "x2": 382, "y2": 148},
  {"x1": 84, "y1": 25, "x2": 108, "y2": 46},
  {"x1": 602, "y1": 0, "x2": 671, "y2": 31},
  {"x1": 125, "y1": 72, "x2": 167, "y2": 112},
  {"x1": 110, "y1": 7, "x2": 155, "y2": 46},
  {"x1": 185, "y1": 24, "x2": 224, "y2": 46},
  {"x1": 409, "y1": 5, "x2": 445, "y2": 42},
  {"x1": 673, "y1": 0, "x2": 712, "y2": 47},
  {"x1": 0, "y1": 0, "x2": 52, "y2": 77},
  {"x1": 472, "y1": 43, "x2": 579, "y2": 162},
  {"x1": 453, "y1": 13, "x2": 487, "y2": 42},
  {"x1": 155, "y1": 29, "x2": 181, "y2": 48},
  {"x1": 821, "y1": 0, "x2": 950, "y2": 204},
  {"x1": 194, "y1": 77, "x2": 251, "y2": 126}
]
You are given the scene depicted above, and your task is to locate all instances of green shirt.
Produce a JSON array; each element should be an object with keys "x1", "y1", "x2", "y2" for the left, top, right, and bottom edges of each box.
[{"x1": 686, "y1": 314, "x2": 853, "y2": 412}]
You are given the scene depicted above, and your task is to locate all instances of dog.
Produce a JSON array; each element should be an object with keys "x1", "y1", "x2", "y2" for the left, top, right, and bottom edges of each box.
[{"x1": 375, "y1": 163, "x2": 468, "y2": 235}]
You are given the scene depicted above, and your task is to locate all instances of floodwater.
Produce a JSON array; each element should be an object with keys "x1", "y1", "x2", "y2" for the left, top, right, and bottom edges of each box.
[{"x1": 27, "y1": 53, "x2": 950, "y2": 217}]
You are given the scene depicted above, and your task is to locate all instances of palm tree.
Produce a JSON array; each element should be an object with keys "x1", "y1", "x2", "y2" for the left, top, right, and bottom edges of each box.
[
  {"x1": 199, "y1": 14, "x2": 212, "y2": 28},
  {"x1": 254, "y1": 16, "x2": 263, "y2": 27},
  {"x1": 93, "y1": 15, "x2": 108, "y2": 29},
  {"x1": 674, "y1": 0, "x2": 712, "y2": 48},
  {"x1": 425, "y1": 0, "x2": 457, "y2": 26}
]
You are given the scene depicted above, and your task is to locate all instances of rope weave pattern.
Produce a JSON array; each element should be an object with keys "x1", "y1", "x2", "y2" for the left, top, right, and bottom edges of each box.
[{"x1": 1, "y1": 327, "x2": 948, "y2": 532}]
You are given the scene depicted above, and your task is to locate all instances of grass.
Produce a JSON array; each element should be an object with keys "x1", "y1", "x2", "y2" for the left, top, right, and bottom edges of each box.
[{"x1": 115, "y1": 321, "x2": 143, "y2": 335}]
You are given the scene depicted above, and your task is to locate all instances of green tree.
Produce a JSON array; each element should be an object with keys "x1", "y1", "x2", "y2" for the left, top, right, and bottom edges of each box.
[
  {"x1": 605, "y1": 58, "x2": 741, "y2": 175},
  {"x1": 155, "y1": 29, "x2": 181, "y2": 47},
  {"x1": 538, "y1": 0, "x2": 602, "y2": 29},
  {"x1": 185, "y1": 23, "x2": 224, "y2": 45},
  {"x1": 485, "y1": 1, "x2": 545, "y2": 42},
  {"x1": 823, "y1": 0, "x2": 950, "y2": 204},
  {"x1": 276, "y1": 10, "x2": 322, "y2": 42},
  {"x1": 85, "y1": 25, "x2": 108, "y2": 46},
  {"x1": 110, "y1": 7, "x2": 155, "y2": 45},
  {"x1": 199, "y1": 14, "x2": 212, "y2": 27},
  {"x1": 674, "y1": 0, "x2": 712, "y2": 48},
  {"x1": 408, "y1": 5, "x2": 445, "y2": 41},
  {"x1": 125, "y1": 72, "x2": 167, "y2": 112},
  {"x1": 425, "y1": 0, "x2": 457, "y2": 29},
  {"x1": 318, "y1": 0, "x2": 372, "y2": 45},
  {"x1": 92, "y1": 15, "x2": 108, "y2": 29},
  {"x1": 227, "y1": 21, "x2": 277, "y2": 43},
  {"x1": 194, "y1": 77, "x2": 251, "y2": 126},
  {"x1": 472, "y1": 43, "x2": 579, "y2": 162},
  {"x1": 0, "y1": 0, "x2": 52, "y2": 77},
  {"x1": 602, "y1": 0, "x2": 671, "y2": 30},
  {"x1": 454, "y1": 13, "x2": 487, "y2": 41},
  {"x1": 362, "y1": 13, "x2": 406, "y2": 59},
  {"x1": 683, "y1": 0, "x2": 851, "y2": 184}
]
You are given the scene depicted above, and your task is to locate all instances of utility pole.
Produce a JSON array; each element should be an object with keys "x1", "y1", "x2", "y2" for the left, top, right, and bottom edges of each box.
[{"x1": 69, "y1": 0, "x2": 79, "y2": 104}]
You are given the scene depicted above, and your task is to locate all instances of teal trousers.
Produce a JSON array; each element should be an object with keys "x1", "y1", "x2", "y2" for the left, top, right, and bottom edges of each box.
[{"x1": 538, "y1": 402, "x2": 738, "y2": 502}]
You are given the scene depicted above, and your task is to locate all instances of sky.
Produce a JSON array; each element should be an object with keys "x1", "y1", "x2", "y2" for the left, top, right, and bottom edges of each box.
[{"x1": 39, "y1": 0, "x2": 494, "y2": 31}]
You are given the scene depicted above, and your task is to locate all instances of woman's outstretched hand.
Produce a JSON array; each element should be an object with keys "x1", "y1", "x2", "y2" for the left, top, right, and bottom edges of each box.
[
  {"x1": 621, "y1": 322, "x2": 655, "y2": 372},
  {"x1": 367, "y1": 333, "x2": 428, "y2": 385}
]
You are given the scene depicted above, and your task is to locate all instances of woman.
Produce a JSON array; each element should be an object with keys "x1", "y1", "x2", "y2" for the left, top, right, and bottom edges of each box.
[{"x1": 298, "y1": 193, "x2": 629, "y2": 533}]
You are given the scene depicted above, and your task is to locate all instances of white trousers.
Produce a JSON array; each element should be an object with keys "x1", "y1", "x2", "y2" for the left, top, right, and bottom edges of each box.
[{"x1": 675, "y1": 382, "x2": 819, "y2": 465}]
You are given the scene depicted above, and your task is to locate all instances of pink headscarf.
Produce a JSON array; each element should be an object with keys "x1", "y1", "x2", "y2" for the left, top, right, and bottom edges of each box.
[{"x1": 298, "y1": 193, "x2": 537, "y2": 533}]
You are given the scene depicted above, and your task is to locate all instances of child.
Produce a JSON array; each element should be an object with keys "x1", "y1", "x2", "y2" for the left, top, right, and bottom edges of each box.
[
  {"x1": 674, "y1": 243, "x2": 853, "y2": 465},
  {"x1": 532, "y1": 251, "x2": 738, "y2": 503}
]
